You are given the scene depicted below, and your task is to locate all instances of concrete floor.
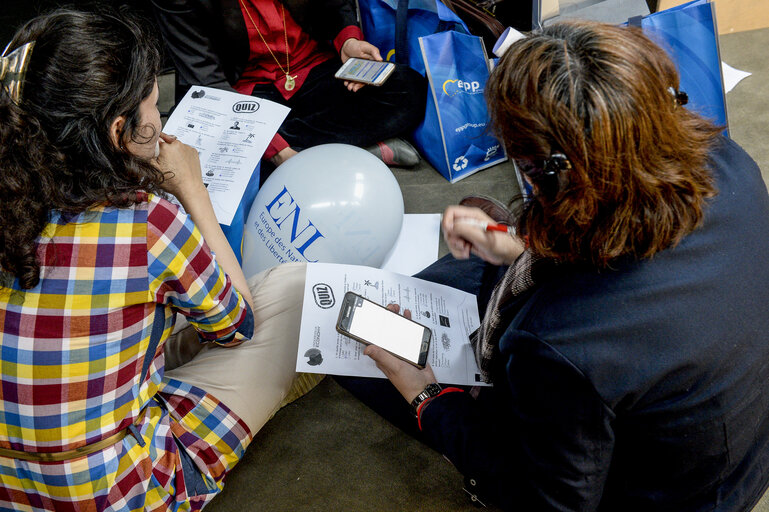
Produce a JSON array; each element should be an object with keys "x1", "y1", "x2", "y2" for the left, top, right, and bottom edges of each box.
[
  {"x1": 198, "y1": 27, "x2": 769, "y2": 512},
  {"x1": 200, "y1": 172, "x2": 520, "y2": 512}
]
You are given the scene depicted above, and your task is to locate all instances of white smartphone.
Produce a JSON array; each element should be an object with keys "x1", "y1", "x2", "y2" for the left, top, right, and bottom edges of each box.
[
  {"x1": 336, "y1": 291, "x2": 431, "y2": 368},
  {"x1": 334, "y1": 58, "x2": 396, "y2": 86}
]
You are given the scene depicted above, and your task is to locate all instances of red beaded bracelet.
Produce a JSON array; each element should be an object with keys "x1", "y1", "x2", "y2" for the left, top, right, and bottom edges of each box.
[{"x1": 417, "y1": 387, "x2": 464, "y2": 431}]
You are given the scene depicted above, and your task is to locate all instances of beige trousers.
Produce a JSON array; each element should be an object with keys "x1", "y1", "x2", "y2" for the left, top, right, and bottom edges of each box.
[{"x1": 163, "y1": 262, "x2": 323, "y2": 434}]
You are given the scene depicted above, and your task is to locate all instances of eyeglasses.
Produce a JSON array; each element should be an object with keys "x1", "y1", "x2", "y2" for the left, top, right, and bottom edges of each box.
[{"x1": 515, "y1": 153, "x2": 571, "y2": 200}]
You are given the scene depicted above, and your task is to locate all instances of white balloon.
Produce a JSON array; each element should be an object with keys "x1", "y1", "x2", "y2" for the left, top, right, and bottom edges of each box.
[{"x1": 242, "y1": 144, "x2": 404, "y2": 279}]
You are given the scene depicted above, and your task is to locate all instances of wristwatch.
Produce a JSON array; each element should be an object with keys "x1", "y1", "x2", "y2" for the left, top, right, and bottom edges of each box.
[{"x1": 411, "y1": 383, "x2": 442, "y2": 416}]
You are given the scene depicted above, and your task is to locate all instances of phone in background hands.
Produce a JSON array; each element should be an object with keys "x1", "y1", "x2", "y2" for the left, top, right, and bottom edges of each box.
[
  {"x1": 336, "y1": 291, "x2": 431, "y2": 368},
  {"x1": 334, "y1": 58, "x2": 396, "y2": 86}
]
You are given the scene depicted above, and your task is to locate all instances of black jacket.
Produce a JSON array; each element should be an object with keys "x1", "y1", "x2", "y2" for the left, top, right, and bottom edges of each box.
[
  {"x1": 417, "y1": 136, "x2": 769, "y2": 511},
  {"x1": 150, "y1": 0, "x2": 359, "y2": 93}
]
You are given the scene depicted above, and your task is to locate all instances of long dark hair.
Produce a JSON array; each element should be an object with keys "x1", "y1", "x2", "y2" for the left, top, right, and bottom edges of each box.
[
  {"x1": 487, "y1": 21, "x2": 721, "y2": 268},
  {"x1": 0, "y1": 8, "x2": 164, "y2": 289}
]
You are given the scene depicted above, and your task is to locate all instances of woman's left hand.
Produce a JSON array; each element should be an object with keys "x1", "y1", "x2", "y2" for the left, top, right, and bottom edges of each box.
[
  {"x1": 364, "y1": 304, "x2": 438, "y2": 403},
  {"x1": 270, "y1": 147, "x2": 298, "y2": 167},
  {"x1": 340, "y1": 38, "x2": 383, "y2": 92}
]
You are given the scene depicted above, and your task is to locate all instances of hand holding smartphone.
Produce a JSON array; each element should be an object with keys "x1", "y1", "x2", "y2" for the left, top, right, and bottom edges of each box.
[
  {"x1": 336, "y1": 292, "x2": 431, "y2": 368},
  {"x1": 334, "y1": 58, "x2": 396, "y2": 86}
]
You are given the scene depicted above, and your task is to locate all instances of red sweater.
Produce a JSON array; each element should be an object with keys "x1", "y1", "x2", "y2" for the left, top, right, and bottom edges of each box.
[{"x1": 235, "y1": 0, "x2": 363, "y2": 158}]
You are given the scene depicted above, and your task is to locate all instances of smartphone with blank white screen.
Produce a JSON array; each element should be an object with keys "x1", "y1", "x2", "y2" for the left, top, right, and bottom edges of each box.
[
  {"x1": 336, "y1": 292, "x2": 431, "y2": 368},
  {"x1": 334, "y1": 58, "x2": 396, "y2": 86}
]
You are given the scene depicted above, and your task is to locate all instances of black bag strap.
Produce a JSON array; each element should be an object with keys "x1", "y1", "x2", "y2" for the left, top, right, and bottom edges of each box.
[
  {"x1": 393, "y1": 0, "x2": 467, "y2": 65},
  {"x1": 395, "y1": 0, "x2": 410, "y2": 64}
]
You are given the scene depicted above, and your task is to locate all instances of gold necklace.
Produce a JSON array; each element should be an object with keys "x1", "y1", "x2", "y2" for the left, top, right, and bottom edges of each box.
[{"x1": 239, "y1": 0, "x2": 297, "y2": 91}]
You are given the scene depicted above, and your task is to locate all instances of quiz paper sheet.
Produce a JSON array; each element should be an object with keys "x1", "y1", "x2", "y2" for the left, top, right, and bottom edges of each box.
[
  {"x1": 162, "y1": 86, "x2": 289, "y2": 225},
  {"x1": 297, "y1": 263, "x2": 487, "y2": 386}
]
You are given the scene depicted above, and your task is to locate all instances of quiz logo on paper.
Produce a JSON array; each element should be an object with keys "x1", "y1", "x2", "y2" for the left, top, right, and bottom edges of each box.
[
  {"x1": 312, "y1": 283, "x2": 335, "y2": 309},
  {"x1": 232, "y1": 101, "x2": 259, "y2": 113}
]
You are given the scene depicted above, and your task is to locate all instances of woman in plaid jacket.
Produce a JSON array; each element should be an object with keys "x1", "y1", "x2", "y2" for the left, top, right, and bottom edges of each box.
[{"x1": 0, "y1": 8, "x2": 310, "y2": 511}]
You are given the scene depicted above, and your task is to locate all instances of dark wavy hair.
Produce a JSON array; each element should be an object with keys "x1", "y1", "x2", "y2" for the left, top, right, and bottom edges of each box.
[
  {"x1": 487, "y1": 20, "x2": 721, "y2": 268},
  {"x1": 0, "y1": 8, "x2": 164, "y2": 289}
]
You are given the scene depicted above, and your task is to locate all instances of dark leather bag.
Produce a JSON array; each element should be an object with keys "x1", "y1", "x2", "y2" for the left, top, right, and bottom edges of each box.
[{"x1": 440, "y1": 0, "x2": 506, "y2": 52}]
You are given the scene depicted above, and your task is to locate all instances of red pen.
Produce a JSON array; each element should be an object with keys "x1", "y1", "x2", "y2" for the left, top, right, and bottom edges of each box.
[{"x1": 455, "y1": 218, "x2": 516, "y2": 236}]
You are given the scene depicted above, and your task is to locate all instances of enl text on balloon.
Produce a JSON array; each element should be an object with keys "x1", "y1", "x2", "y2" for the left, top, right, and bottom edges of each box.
[{"x1": 260, "y1": 186, "x2": 325, "y2": 262}]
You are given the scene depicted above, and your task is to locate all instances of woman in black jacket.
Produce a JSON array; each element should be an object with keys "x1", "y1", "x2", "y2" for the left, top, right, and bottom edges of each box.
[{"x1": 343, "y1": 20, "x2": 769, "y2": 510}]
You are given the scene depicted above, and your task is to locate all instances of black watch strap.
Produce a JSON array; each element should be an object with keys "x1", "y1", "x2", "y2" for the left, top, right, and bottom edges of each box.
[{"x1": 411, "y1": 383, "x2": 442, "y2": 415}]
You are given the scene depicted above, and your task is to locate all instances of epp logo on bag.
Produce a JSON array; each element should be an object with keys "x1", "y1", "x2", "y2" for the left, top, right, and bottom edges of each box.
[
  {"x1": 453, "y1": 156, "x2": 468, "y2": 172},
  {"x1": 442, "y1": 79, "x2": 482, "y2": 97},
  {"x1": 232, "y1": 101, "x2": 259, "y2": 113},
  {"x1": 312, "y1": 283, "x2": 335, "y2": 309}
]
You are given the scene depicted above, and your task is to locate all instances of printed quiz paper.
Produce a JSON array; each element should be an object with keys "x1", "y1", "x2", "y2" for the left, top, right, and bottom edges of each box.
[
  {"x1": 297, "y1": 263, "x2": 488, "y2": 386},
  {"x1": 163, "y1": 86, "x2": 289, "y2": 225}
]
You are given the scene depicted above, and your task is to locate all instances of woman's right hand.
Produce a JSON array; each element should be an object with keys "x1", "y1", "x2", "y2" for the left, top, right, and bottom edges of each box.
[
  {"x1": 153, "y1": 132, "x2": 255, "y2": 310},
  {"x1": 442, "y1": 205, "x2": 525, "y2": 265},
  {"x1": 154, "y1": 132, "x2": 206, "y2": 203}
]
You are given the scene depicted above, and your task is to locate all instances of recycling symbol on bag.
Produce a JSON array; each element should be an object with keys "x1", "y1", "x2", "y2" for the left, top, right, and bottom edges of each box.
[{"x1": 453, "y1": 156, "x2": 469, "y2": 172}]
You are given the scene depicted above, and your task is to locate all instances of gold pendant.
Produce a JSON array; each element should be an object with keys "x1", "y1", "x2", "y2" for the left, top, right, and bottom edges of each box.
[{"x1": 284, "y1": 74, "x2": 296, "y2": 91}]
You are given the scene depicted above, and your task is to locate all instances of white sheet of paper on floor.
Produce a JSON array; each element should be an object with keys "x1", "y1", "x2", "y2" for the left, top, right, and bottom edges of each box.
[
  {"x1": 297, "y1": 262, "x2": 488, "y2": 386},
  {"x1": 721, "y1": 61, "x2": 752, "y2": 93},
  {"x1": 380, "y1": 213, "x2": 441, "y2": 276},
  {"x1": 162, "y1": 86, "x2": 290, "y2": 226}
]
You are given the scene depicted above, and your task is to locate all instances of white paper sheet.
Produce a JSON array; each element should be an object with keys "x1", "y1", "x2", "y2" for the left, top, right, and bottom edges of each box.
[
  {"x1": 162, "y1": 86, "x2": 290, "y2": 225},
  {"x1": 298, "y1": 263, "x2": 487, "y2": 386},
  {"x1": 381, "y1": 213, "x2": 441, "y2": 276},
  {"x1": 721, "y1": 61, "x2": 752, "y2": 94}
]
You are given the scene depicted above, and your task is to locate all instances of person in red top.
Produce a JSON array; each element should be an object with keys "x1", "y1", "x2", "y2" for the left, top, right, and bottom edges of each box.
[{"x1": 151, "y1": 0, "x2": 427, "y2": 172}]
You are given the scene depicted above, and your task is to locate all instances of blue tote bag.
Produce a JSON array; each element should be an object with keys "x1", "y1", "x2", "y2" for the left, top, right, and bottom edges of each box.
[
  {"x1": 630, "y1": 0, "x2": 728, "y2": 129},
  {"x1": 219, "y1": 163, "x2": 260, "y2": 265},
  {"x1": 417, "y1": 31, "x2": 507, "y2": 182},
  {"x1": 359, "y1": 0, "x2": 506, "y2": 181},
  {"x1": 357, "y1": 0, "x2": 468, "y2": 75}
]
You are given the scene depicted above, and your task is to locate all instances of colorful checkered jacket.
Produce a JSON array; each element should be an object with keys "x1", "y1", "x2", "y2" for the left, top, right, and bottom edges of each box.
[{"x1": 0, "y1": 192, "x2": 254, "y2": 511}]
